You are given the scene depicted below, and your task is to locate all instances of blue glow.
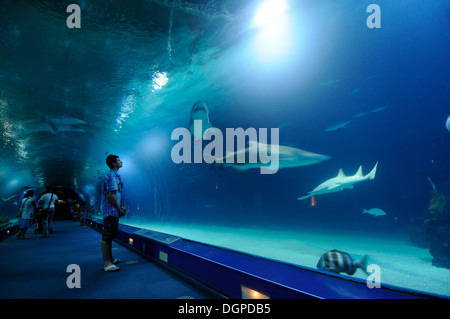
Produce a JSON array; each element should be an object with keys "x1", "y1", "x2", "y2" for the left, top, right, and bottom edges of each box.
[{"x1": 137, "y1": 131, "x2": 168, "y2": 158}]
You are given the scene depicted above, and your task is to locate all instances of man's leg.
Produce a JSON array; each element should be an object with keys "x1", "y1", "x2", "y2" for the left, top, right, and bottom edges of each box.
[
  {"x1": 101, "y1": 216, "x2": 119, "y2": 271},
  {"x1": 16, "y1": 228, "x2": 24, "y2": 239},
  {"x1": 41, "y1": 212, "x2": 49, "y2": 238},
  {"x1": 102, "y1": 239, "x2": 113, "y2": 267},
  {"x1": 48, "y1": 208, "x2": 54, "y2": 233}
]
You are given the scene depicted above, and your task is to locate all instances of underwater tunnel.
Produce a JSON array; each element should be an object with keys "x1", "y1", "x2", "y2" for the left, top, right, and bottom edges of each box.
[{"x1": 1, "y1": 0, "x2": 450, "y2": 299}]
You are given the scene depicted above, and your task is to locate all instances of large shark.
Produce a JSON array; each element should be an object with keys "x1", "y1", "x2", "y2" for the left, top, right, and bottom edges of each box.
[
  {"x1": 297, "y1": 162, "x2": 378, "y2": 200},
  {"x1": 211, "y1": 141, "x2": 331, "y2": 172},
  {"x1": 20, "y1": 116, "x2": 87, "y2": 135},
  {"x1": 189, "y1": 100, "x2": 215, "y2": 140}
]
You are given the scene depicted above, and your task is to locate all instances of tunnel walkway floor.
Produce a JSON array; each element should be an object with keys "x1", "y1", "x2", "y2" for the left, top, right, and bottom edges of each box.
[{"x1": 0, "y1": 220, "x2": 218, "y2": 299}]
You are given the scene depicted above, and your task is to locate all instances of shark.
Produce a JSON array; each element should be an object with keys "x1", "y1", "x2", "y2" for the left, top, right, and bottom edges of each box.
[
  {"x1": 45, "y1": 115, "x2": 87, "y2": 126},
  {"x1": 189, "y1": 100, "x2": 215, "y2": 140},
  {"x1": 370, "y1": 105, "x2": 390, "y2": 113},
  {"x1": 446, "y1": 115, "x2": 450, "y2": 132},
  {"x1": 20, "y1": 116, "x2": 87, "y2": 135},
  {"x1": 324, "y1": 120, "x2": 352, "y2": 132},
  {"x1": 211, "y1": 141, "x2": 331, "y2": 172},
  {"x1": 320, "y1": 79, "x2": 341, "y2": 87},
  {"x1": 297, "y1": 162, "x2": 378, "y2": 200}
]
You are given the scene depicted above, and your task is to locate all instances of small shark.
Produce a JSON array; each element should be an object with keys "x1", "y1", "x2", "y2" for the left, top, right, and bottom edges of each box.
[
  {"x1": 320, "y1": 79, "x2": 341, "y2": 87},
  {"x1": 364, "y1": 74, "x2": 379, "y2": 81},
  {"x1": 370, "y1": 105, "x2": 390, "y2": 113},
  {"x1": 297, "y1": 162, "x2": 378, "y2": 200},
  {"x1": 189, "y1": 100, "x2": 215, "y2": 140},
  {"x1": 353, "y1": 112, "x2": 370, "y2": 118},
  {"x1": 2, "y1": 194, "x2": 19, "y2": 202},
  {"x1": 46, "y1": 116, "x2": 87, "y2": 126},
  {"x1": 362, "y1": 208, "x2": 386, "y2": 217},
  {"x1": 212, "y1": 141, "x2": 331, "y2": 172},
  {"x1": 324, "y1": 120, "x2": 352, "y2": 132}
]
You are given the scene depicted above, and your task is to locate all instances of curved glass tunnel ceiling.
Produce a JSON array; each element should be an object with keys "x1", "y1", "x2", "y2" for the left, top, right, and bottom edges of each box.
[
  {"x1": 0, "y1": 0, "x2": 249, "y2": 190},
  {"x1": 1, "y1": 0, "x2": 450, "y2": 297}
]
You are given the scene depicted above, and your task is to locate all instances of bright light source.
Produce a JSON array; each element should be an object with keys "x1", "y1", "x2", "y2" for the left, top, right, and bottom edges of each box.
[
  {"x1": 152, "y1": 71, "x2": 168, "y2": 90},
  {"x1": 253, "y1": 0, "x2": 288, "y2": 27},
  {"x1": 253, "y1": 17, "x2": 291, "y2": 61},
  {"x1": 250, "y1": 0, "x2": 292, "y2": 62},
  {"x1": 159, "y1": 251, "x2": 168, "y2": 263}
]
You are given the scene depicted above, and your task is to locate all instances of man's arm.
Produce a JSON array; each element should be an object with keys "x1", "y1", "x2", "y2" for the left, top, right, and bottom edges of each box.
[
  {"x1": 107, "y1": 191, "x2": 125, "y2": 216},
  {"x1": 38, "y1": 196, "x2": 44, "y2": 206}
]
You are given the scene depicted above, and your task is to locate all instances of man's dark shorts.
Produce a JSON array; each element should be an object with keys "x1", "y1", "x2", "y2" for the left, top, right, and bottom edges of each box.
[{"x1": 102, "y1": 216, "x2": 119, "y2": 241}]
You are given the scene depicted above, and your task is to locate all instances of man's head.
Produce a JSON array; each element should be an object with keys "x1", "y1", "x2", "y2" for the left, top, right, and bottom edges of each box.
[
  {"x1": 106, "y1": 155, "x2": 122, "y2": 169},
  {"x1": 25, "y1": 189, "x2": 34, "y2": 198}
]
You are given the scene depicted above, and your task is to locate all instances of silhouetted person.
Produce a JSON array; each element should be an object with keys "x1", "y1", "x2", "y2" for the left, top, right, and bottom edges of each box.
[
  {"x1": 16, "y1": 190, "x2": 37, "y2": 239},
  {"x1": 72, "y1": 200, "x2": 80, "y2": 221},
  {"x1": 38, "y1": 187, "x2": 58, "y2": 238},
  {"x1": 101, "y1": 155, "x2": 125, "y2": 272}
]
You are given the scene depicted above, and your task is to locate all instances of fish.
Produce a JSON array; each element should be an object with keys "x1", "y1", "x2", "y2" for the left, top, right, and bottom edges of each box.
[
  {"x1": 45, "y1": 115, "x2": 87, "y2": 134},
  {"x1": 324, "y1": 120, "x2": 352, "y2": 132},
  {"x1": 317, "y1": 249, "x2": 368, "y2": 275},
  {"x1": 298, "y1": 162, "x2": 378, "y2": 200},
  {"x1": 189, "y1": 100, "x2": 215, "y2": 140},
  {"x1": 46, "y1": 116, "x2": 58, "y2": 133},
  {"x1": 353, "y1": 111, "x2": 370, "y2": 118},
  {"x1": 370, "y1": 105, "x2": 390, "y2": 113},
  {"x1": 320, "y1": 79, "x2": 341, "y2": 87},
  {"x1": 427, "y1": 176, "x2": 437, "y2": 190},
  {"x1": 2, "y1": 194, "x2": 19, "y2": 202},
  {"x1": 46, "y1": 115, "x2": 87, "y2": 125},
  {"x1": 54, "y1": 125, "x2": 87, "y2": 133},
  {"x1": 362, "y1": 208, "x2": 386, "y2": 217},
  {"x1": 211, "y1": 141, "x2": 331, "y2": 172},
  {"x1": 446, "y1": 115, "x2": 450, "y2": 132},
  {"x1": 21, "y1": 117, "x2": 86, "y2": 135}
]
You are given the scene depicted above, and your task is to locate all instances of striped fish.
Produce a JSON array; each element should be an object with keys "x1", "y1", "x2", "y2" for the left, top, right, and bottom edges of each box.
[{"x1": 316, "y1": 250, "x2": 368, "y2": 275}]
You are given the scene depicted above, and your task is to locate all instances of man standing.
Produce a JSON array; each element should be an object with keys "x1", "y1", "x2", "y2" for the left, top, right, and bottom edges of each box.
[
  {"x1": 38, "y1": 187, "x2": 59, "y2": 238},
  {"x1": 101, "y1": 155, "x2": 126, "y2": 272}
]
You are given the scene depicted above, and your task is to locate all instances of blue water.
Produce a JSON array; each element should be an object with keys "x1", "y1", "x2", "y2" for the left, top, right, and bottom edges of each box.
[{"x1": 0, "y1": 0, "x2": 449, "y2": 296}]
